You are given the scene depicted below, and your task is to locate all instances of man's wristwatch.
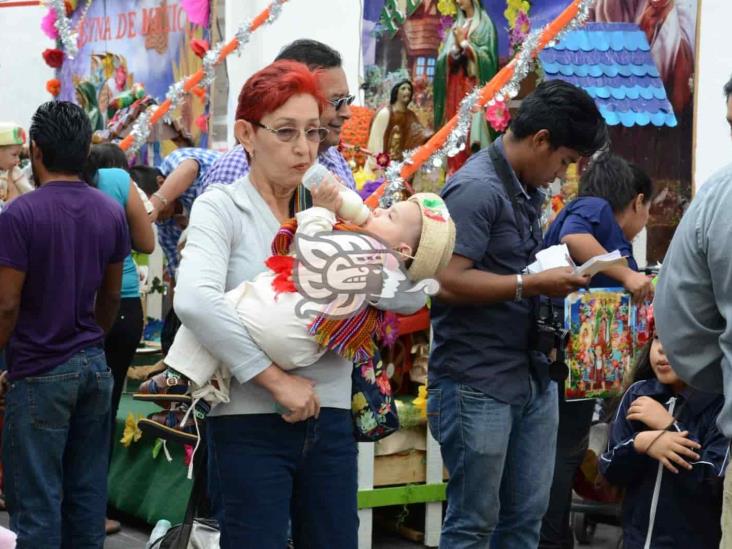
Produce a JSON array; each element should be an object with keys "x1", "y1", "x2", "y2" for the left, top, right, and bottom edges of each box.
[{"x1": 514, "y1": 274, "x2": 523, "y2": 302}]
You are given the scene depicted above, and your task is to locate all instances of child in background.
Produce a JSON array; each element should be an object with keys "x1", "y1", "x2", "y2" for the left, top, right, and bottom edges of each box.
[
  {"x1": 0, "y1": 123, "x2": 33, "y2": 212},
  {"x1": 599, "y1": 311, "x2": 727, "y2": 549}
]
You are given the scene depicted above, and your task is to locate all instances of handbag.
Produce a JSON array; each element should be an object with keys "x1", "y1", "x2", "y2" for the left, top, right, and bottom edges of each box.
[
  {"x1": 351, "y1": 350, "x2": 400, "y2": 442},
  {"x1": 150, "y1": 443, "x2": 220, "y2": 549}
]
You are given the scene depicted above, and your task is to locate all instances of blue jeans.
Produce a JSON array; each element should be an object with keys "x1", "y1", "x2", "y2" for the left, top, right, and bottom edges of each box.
[
  {"x1": 207, "y1": 408, "x2": 358, "y2": 549},
  {"x1": 3, "y1": 347, "x2": 113, "y2": 549},
  {"x1": 428, "y1": 376, "x2": 559, "y2": 549}
]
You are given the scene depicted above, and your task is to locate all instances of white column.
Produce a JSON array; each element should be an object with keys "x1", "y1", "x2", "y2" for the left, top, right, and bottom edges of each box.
[
  {"x1": 424, "y1": 428, "x2": 443, "y2": 547},
  {"x1": 357, "y1": 442, "x2": 375, "y2": 549}
]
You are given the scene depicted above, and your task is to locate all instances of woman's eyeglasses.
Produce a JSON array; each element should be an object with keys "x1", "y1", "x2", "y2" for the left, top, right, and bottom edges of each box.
[
  {"x1": 328, "y1": 95, "x2": 356, "y2": 111},
  {"x1": 250, "y1": 121, "x2": 329, "y2": 143}
]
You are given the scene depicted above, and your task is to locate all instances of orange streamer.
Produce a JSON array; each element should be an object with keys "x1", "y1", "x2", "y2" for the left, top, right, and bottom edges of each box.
[
  {"x1": 364, "y1": 0, "x2": 584, "y2": 204},
  {"x1": 119, "y1": 2, "x2": 285, "y2": 151}
]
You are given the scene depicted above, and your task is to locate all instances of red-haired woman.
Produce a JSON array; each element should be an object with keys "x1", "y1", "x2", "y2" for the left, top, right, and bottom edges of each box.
[{"x1": 173, "y1": 60, "x2": 357, "y2": 548}]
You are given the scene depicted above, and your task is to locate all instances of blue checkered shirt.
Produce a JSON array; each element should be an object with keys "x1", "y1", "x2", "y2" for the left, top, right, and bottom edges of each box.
[
  {"x1": 201, "y1": 144, "x2": 356, "y2": 190},
  {"x1": 156, "y1": 148, "x2": 221, "y2": 276}
]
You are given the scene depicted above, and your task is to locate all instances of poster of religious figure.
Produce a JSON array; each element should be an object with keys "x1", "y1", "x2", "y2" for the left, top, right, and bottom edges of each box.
[
  {"x1": 564, "y1": 289, "x2": 652, "y2": 400},
  {"x1": 360, "y1": 0, "x2": 699, "y2": 264},
  {"x1": 356, "y1": 0, "x2": 580, "y2": 191}
]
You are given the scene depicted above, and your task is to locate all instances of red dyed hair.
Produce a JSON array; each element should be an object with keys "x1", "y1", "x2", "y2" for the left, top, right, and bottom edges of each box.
[{"x1": 235, "y1": 60, "x2": 326, "y2": 122}]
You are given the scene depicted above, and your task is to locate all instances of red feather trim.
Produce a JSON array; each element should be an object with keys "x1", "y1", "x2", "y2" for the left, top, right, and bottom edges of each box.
[{"x1": 265, "y1": 256, "x2": 296, "y2": 295}]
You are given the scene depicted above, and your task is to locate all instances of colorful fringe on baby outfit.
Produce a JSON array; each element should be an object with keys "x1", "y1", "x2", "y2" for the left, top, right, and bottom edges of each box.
[{"x1": 266, "y1": 217, "x2": 396, "y2": 363}]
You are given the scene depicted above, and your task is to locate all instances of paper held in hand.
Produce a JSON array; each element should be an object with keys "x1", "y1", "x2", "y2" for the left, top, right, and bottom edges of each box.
[{"x1": 526, "y1": 245, "x2": 628, "y2": 277}]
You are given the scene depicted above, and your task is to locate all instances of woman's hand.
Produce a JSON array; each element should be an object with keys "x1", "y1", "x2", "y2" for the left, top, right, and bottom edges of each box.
[
  {"x1": 310, "y1": 178, "x2": 342, "y2": 213},
  {"x1": 634, "y1": 430, "x2": 701, "y2": 474},
  {"x1": 269, "y1": 369, "x2": 321, "y2": 423},
  {"x1": 627, "y1": 396, "x2": 675, "y2": 430},
  {"x1": 623, "y1": 270, "x2": 654, "y2": 304}
]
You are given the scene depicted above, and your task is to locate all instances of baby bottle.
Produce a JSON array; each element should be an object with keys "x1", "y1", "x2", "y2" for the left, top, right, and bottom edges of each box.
[{"x1": 302, "y1": 164, "x2": 371, "y2": 226}]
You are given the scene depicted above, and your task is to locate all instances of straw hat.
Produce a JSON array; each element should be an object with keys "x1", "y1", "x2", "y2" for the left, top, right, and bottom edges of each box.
[
  {"x1": 0, "y1": 123, "x2": 26, "y2": 147},
  {"x1": 406, "y1": 193, "x2": 456, "y2": 281}
]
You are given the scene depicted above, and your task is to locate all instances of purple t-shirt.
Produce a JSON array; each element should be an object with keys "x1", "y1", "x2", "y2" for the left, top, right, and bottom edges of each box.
[{"x1": 0, "y1": 181, "x2": 130, "y2": 381}]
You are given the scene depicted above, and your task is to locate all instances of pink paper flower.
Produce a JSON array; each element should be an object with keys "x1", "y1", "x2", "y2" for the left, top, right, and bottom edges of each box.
[
  {"x1": 486, "y1": 99, "x2": 511, "y2": 133},
  {"x1": 437, "y1": 15, "x2": 454, "y2": 41},
  {"x1": 380, "y1": 313, "x2": 400, "y2": 348},
  {"x1": 195, "y1": 114, "x2": 209, "y2": 133},
  {"x1": 509, "y1": 11, "x2": 531, "y2": 51},
  {"x1": 375, "y1": 152, "x2": 390, "y2": 168},
  {"x1": 181, "y1": 0, "x2": 210, "y2": 27},
  {"x1": 41, "y1": 9, "x2": 59, "y2": 40}
]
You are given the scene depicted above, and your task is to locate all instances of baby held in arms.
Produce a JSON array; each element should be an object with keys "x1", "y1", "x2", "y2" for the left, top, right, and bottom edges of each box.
[{"x1": 135, "y1": 167, "x2": 455, "y2": 441}]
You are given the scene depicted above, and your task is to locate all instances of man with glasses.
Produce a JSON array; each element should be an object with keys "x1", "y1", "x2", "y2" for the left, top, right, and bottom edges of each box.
[{"x1": 203, "y1": 39, "x2": 356, "y2": 191}]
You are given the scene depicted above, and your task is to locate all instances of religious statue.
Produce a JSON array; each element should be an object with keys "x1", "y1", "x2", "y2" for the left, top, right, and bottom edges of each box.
[
  {"x1": 434, "y1": 0, "x2": 498, "y2": 173},
  {"x1": 367, "y1": 80, "x2": 433, "y2": 165},
  {"x1": 75, "y1": 81, "x2": 104, "y2": 132}
]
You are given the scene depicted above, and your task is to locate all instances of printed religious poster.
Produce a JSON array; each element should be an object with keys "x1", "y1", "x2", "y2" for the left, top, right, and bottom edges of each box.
[{"x1": 564, "y1": 289, "x2": 651, "y2": 400}]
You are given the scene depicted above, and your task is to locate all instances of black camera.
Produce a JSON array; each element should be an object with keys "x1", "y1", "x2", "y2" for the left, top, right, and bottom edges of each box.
[{"x1": 532, "y1": 300, "x2": 570, "y2": 382}]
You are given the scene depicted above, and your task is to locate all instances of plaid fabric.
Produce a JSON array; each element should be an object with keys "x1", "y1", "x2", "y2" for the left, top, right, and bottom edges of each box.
[
  {"x1": 201, "y1": 144, "x2": 356, "y2": 190},
  {"x1": 319, "y1": 147, "x2": 356, "y2": 190},
  {"x1": 200, "y1": 145, "x2": 249, "y2": 188},
  {"x1": 156, "y1": 148, "x2": 221, "y2": 276}
]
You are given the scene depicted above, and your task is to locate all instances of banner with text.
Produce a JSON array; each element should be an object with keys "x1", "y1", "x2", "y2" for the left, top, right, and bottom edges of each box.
[{"x1": 58, "y1": 0, "x2": 209, "y2": 144}]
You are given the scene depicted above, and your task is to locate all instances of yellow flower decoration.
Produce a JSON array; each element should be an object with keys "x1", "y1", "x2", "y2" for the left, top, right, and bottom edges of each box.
[
  {"x1": 353, "y1": 167, "x2": 376, "y2": 191},
  {"x1": 437, "y1": 0, "x2": 457, "y2": 17},
  {"x1": 505, "y1": 0, "x2": 531, "y2": 28},
  {"x1": 120, "y1": 412, "x2": 143, "y2": 448},
  {"x1": 412, "y1": 385, "x2": 428, "y2": 419}
]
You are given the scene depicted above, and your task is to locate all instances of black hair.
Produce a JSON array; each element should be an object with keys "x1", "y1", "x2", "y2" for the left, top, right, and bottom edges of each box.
[
  {"x1": 129, "y1": 165, "x2": 163, "y2": 196},
  {"x1": 629, "y1": 338, "x2": 656, "y2": 387},
  {"x1": 510, "y1": 80, "x2": 608, "y2": 157},
  {"x1": 82, "y1": 143, "x2": 129, "y2": 187},
  {"x1": 578, "y1": 153, "x2": 653, "y2": 213},
  {"x1": 390, "y1": 80, "x2": 413, "y2": 106},
  {"x1": 725, "y1": 75, "x2": 732, "y2": 101},
  {"x1": 602, "y1": 336, "x2": 655, "y2": 424},
  {"x1": 29, "y1": 101, "x2": 92, "y2": 176},
  {"x1": 275, "y1": 39, "x2": 342, "y2": 70}
]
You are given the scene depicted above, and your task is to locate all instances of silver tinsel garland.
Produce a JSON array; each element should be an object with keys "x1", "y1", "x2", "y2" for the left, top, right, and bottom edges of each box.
[
  {"x1": 126, "y1": 110, "x2": 152, "y2": 158},
  {"x1": 48, "y1": 0, "x2": 79, "y2": 59},
  {"x1": 124, "y1": 0, "x2": 288, "y2": 156},
  {"x1": 380, "y1": 0, "x2": 595, "y2": 207}
]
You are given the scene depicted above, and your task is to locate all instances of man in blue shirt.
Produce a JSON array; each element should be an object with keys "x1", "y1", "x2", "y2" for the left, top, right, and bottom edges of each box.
[{"x1": 429, "y1": 80, "x2": 607, "y2": 549}]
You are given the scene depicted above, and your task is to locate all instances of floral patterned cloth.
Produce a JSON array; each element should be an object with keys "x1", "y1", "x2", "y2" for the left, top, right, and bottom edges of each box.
[{"x1": 351, "y1": 352, "x2": 399, "y2": 441}]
